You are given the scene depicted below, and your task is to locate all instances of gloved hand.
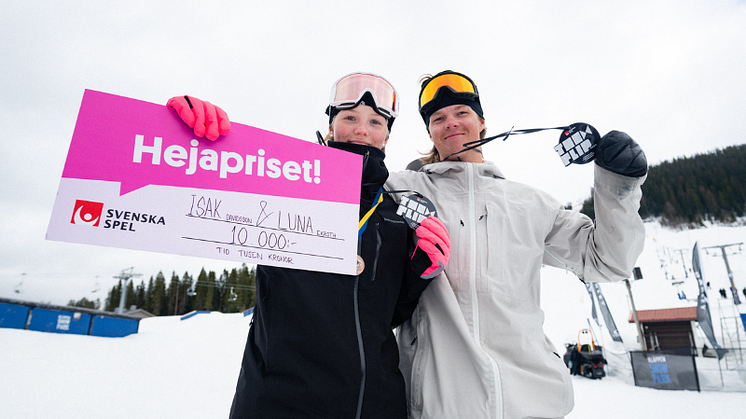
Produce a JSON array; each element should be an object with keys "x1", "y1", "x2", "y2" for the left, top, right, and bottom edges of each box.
[
  {"x1": 414, "y1": 216, "x2": 451, "y2": 279},
  {"x1": 595, "y1": 130, "x2": 647, "y2": 177},
  {"x1": 167, "y1": 95, "x2": 231, "y2": 141}
]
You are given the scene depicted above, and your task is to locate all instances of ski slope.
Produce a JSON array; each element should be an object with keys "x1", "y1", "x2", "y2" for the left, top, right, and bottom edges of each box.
[{"x1": 2, "y1": 220, "x2": 745, "y2": 418}]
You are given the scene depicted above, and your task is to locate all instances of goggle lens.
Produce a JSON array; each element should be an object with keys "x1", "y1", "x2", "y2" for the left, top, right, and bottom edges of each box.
[
  {"x1": 329, "y1": 73, "x2": 398, "y2": 118},
  {"x1": 419, "y1": 73, "x2": 477, "y2": 109}
]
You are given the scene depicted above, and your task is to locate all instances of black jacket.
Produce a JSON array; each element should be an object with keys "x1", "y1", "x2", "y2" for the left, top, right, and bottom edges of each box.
[{"x1": 229, "y1": 142, "x2": 433, "y2": 419}]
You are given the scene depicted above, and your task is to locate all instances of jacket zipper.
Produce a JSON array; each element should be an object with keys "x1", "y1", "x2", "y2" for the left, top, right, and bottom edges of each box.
[
  {"x1": 354, "y1": 237, "x2": 366, "y2": 419},
  {"x1": 355, "y1": 149, "x2": 372, "y2": 419},
  {"x1": 467, "y1": 164, "x2": 503, "y2": 419},
  {"x1": 468, "y1": 164, "x2": 479, "y2": 343},
  {"x1": 354, "y1": 221, "x2": 382, "y2": 418}
]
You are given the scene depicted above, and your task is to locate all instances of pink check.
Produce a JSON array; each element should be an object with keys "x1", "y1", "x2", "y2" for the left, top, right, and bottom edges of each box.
[{"x1": 47, "y1": 90, "x2": 362, "y2": 275}]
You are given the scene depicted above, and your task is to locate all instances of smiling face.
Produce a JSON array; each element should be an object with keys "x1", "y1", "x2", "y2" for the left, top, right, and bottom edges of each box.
[
  {"x1": 428, "y1": 104, "x2": 486, "y2": 162},
  {"x1": 328, "y1": 105, "x2": 389, "y2": 150}
]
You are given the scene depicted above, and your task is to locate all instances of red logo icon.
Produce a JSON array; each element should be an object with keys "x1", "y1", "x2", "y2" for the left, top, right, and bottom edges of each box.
[{"x1": 71, "y1": 200, "x2": 104, "y2": 226}]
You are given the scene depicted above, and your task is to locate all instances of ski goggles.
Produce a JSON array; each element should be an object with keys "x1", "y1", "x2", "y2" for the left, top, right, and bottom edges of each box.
[
  {"x1": 328, "y1": 72, "x2": 399, "y2": 119},
  {"x1": 418, "y1": 71, "x2": 479, "y2": 111}
]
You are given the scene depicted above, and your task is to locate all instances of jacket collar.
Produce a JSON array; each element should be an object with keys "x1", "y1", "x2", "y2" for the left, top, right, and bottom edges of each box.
[
  {"x1": 421, "y1": 160, "x2": 505, "y2": 180},
  {"x1": 327, "y1": 141, "x2": 389, "y2": 202}
]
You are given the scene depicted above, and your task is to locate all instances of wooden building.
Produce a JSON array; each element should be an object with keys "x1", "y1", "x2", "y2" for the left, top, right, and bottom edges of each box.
[{"x1": 629, "y1": 307, "x2": 698, "y2": 351}]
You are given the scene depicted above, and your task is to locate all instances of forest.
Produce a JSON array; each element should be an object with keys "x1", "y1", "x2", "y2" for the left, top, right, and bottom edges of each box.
[
  {"x1": 69, "y1": 264, "x2": 256, "y2": 315},
  {"x1": 581, "y1": 143, "x2": 746, "y2": 226}
]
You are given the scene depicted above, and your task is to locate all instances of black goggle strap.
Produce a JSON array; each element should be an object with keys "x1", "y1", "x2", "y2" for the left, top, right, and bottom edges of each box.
[
  {"x1": 441, "y1": 125, "x2": 518, "y2": 161},
  {"x1": 460, "y1": 125, "x2": 567, "y2": 153},
  {"x1": 445, "y1": 123, "x2": 600, "y2": 166}
]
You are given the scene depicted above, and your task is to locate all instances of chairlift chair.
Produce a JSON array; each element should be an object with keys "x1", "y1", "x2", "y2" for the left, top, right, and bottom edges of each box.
[{"x1": 187, "y1": 281, "x2": 197, "y2": 297}]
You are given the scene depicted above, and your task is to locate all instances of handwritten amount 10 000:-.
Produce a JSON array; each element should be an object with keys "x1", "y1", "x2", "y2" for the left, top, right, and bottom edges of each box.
[{"x1": 231, "y1": 226, "x2": 291, "y2": 250}]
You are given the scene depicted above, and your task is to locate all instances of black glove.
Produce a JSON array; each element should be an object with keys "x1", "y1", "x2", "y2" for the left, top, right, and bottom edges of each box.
[{"x1": 595, "y1": 131, "x2": 647, "y2": 177}]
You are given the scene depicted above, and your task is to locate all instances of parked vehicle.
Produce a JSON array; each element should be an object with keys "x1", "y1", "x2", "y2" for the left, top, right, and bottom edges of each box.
[{"x1": 563, "y1": 329, "x2": 607, "y2": 379}]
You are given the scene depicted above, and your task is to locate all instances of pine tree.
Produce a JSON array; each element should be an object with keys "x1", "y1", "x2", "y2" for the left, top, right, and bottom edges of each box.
[
  {"x1": 145, "y1": 276, "x2": 155, "y2": 313},
  {"x1": 125, "y1": 278, "x2": 136, "y2": 311},
  {"x1": 135, "y1": 281, "x2": 146, "y2": 311},
  {"x1": 236, "y1": 264, "x2": 256, "y2": 311},
  {"x1": 152, "y1": 271, "x2": 167, "y2": 316},
  {"x1": 167, "y1": 271, "x2": 181, "y2": 316},
  {"x1": 68, "y1": 297, "x2": 99, "y2": 309},
  {"x1": 204, "y1": 270, "x2": 216, "y2": 311},
  {"x1": 193, "y1": 268, "x2": 207, "y2": 311},
  {"x1": 181, "y1": 271, "x2": 193, "y2": 314},
  {"x1": 579, "y1": 187, "x2": 595, "y2": 219},
  {"x1": 105, "y1": 280, "x2": 122, "y2": 312},
  {"x1": 215, "y1": 270, "x2": 229, "y2": 312}
]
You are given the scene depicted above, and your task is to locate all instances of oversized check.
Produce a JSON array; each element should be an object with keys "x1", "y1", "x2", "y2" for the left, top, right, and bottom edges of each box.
[{"x1": 46, "y1": 90, "x2": 362, "y2": 275}]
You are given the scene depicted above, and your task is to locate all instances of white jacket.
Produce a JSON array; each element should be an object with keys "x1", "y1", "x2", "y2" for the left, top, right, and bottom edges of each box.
[{"x1": 387, "y1": 161, "x2": 645, "y2": 419}]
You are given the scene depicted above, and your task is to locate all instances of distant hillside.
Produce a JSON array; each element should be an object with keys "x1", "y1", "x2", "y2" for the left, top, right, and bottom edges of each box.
[{"x1": 580, "y1": 144, "x2": 746, "y2": 226}]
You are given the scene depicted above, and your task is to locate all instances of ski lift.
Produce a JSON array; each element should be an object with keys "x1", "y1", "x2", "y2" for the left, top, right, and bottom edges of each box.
[
  {"x1": 671, "y1": 280, "x2": 690, "y2": 301},
  {"x1": 187, "y1": 281, "x2": 197, "y2": 297},
  {"x1": 91, "y1": 276, "x2": 101, "y2": 293},
  {"x1": 229, "y1": 286, "x2": 238, "y2": 302},
  {"x1": 14, "y1": 273, "x2": 25, "y2": 293}
]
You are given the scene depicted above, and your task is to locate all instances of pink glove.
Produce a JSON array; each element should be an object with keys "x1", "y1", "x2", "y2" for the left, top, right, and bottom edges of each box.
[
  {"x1": 414, "y1": 216, "x2": 451, "y2": 279},
  {"x1": 167, "y1": 95, "x2": 231, "y2": 141}
]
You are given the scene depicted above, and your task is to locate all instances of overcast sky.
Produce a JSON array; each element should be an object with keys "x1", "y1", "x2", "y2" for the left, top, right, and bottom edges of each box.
[{"x1": 2, "y1": 0, "x2": 745, "y2": 306}]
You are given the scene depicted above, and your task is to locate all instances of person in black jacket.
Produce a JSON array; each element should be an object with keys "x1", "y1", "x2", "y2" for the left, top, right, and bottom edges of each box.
[{"x1": 168, "y1": 72, "x2": 450, "y2": 419}]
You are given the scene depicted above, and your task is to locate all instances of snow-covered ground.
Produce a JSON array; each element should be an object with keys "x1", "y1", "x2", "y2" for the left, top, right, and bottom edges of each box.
[
  {"x1": 0, "y1": 313, "x2": 248, "y2": 419},
  {"x1": 2, "y1": 220, "x2": 746, "y2": 418}
]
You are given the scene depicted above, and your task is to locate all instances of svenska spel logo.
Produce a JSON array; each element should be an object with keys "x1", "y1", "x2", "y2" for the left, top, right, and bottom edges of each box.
[{"x1": 70, "y1": 200, "x2": 104, "y2": 226}]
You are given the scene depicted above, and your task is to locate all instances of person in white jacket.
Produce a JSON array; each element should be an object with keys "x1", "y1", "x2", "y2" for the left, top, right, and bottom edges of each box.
[{"x1": 387, "y1": 70, "x2": 647, "y2": 419}]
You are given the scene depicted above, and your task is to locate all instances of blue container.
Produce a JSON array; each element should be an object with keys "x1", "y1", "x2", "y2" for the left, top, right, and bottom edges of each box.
[
  {"x1": 0, "y1": 302, "x2": 30, "y2": 329},
  {"x1": 27, "y1": 308, "x2": 91, "y2": 335},
  {"x1": 90, "y1": 315, "x2": 139, "y2": 337}
]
